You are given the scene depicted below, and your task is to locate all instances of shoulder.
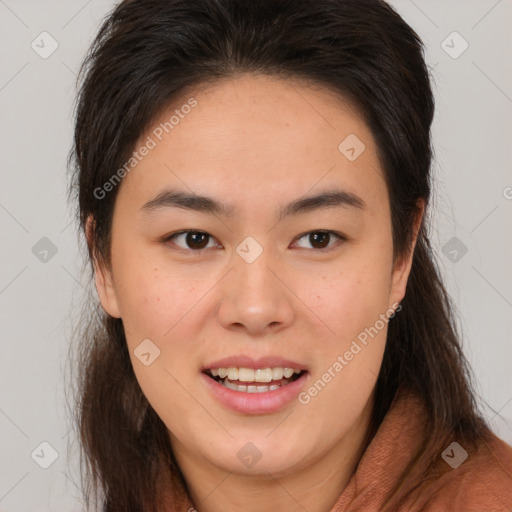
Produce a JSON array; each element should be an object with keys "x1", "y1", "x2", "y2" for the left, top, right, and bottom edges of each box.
[
  {"x1": 330, "y1": 388, "x2": 512, "y2": 512},
  {"x1": 413, "y1": 430, "x2": 512, "y2": 512}
]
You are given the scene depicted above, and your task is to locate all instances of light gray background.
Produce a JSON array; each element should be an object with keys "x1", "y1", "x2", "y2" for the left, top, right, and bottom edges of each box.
[{"x1": 0, "y1": 0, "x2": 511, "y2": 510}]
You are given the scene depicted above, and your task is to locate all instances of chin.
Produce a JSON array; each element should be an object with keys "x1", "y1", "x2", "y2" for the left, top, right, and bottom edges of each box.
[{"x1": 198, "y1": 436, "x2": 311, "y2": 477}]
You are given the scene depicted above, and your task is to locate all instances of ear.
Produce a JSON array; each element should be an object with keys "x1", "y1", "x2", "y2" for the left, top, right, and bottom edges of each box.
[
  {"x1": 85, "y1": 216, "x2": 122, "y2": 318},
  {"x1": 388, "y1": 199, "x2": 425, "y2": 308}
]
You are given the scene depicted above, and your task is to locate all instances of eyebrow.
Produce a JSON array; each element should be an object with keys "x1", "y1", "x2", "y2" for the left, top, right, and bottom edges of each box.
[{"x1": 141, "y1": 187, "x2": 366, "y2": 221}]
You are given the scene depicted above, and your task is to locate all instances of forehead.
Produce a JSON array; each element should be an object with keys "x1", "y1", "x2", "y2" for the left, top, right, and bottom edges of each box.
[{"x1": 115, "y1": 74, "x2": 387, "y2": 215}]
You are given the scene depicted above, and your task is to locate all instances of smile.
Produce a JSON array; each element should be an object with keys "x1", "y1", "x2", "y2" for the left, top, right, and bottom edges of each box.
[{"x1": 205, "y1": 367, "x2": 304, "y2": 393}]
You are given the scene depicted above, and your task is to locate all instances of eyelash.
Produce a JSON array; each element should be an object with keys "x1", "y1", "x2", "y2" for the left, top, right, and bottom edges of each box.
[{"x1": 162, "y1": 229, "x2": 346, "y2": 253}]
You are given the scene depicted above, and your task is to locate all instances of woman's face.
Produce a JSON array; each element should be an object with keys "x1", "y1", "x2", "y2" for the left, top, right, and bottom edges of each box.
[{"x1": 94, "y1": 74, "x2": 419, "y2": 478}]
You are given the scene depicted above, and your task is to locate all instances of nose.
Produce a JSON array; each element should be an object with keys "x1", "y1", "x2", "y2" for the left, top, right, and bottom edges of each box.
[{"x1": 216, "y1": 248, "x2": 295, "y2": 336}]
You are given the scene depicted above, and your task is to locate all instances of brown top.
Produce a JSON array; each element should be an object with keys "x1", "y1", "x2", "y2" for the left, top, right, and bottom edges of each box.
[
  {"x1": 330, "y1": 388, "x2": 512, "y2": 511},
  {"x1": 169, "y1": 387, "x2": 512, "y2": 511}
]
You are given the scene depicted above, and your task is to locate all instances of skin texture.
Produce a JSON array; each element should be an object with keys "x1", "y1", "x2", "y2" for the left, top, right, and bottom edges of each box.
[{"x1": 92, "y1": 74, "x2": 423, "y2": 512}]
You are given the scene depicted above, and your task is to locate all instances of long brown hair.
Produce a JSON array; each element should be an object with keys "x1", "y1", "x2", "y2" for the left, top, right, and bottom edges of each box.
[{"x1": 67, "y1": 0, "x2": 491, "y2": 510}]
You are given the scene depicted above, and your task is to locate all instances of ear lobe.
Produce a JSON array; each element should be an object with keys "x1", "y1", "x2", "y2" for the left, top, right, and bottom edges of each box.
[
  {"x1": 389, "y1": 199, "x2": 425, "y2": 308},
  {"x1": 85, "y1": 216, "x2": 122, "y2": 319}
]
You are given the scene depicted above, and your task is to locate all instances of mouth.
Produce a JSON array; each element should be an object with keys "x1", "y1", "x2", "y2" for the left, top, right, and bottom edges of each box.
[{"x1": 203, "y1": 367, "x2": 307, "y2": 393}]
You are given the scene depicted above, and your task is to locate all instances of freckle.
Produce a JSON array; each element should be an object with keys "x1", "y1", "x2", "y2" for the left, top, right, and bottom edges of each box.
[{"x1": 157, "y1": 297, "x2": 160, "y2": 302}]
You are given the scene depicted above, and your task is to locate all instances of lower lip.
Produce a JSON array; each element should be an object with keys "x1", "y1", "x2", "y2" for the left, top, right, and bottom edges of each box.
[{"x1": 201, "y1": 372, "x2": 309, "y2": 415}]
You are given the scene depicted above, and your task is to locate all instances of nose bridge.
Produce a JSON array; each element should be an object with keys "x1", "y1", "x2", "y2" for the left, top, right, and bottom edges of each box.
[
  {"x1": 232, "y1": 234, "x2": 274, "y2": 287},
  {"x1": 216, "y1": 237, "x2": 294, "y2": 333},
  {"x1": 232, "y1": 239, "x2": 277, "y2": 302},
  {"x1": 234, "y1": 244, "x2": 273, "y2": 293}
]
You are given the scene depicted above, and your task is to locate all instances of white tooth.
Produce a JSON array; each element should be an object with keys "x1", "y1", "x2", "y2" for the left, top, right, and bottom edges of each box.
[
  {"x1": 220, "y1": 379, "x2": 249, "y2": 392},
  {"x1": 219, "y1": 378, "x2": 285, "y2": 393},
  {"x1": 272, "y1": 367, "x2": 284, "y2": 380},
  {"x1": 218, "y1": 368, "x2": 227, "y2": 378},
  {"x1": 224, "y1": 380, "x2": 237, "y2": 391},
  {"x1": 283, "y1": 368, "x2": 294, "y2": 378},
  {"x1": 294, "y1": 369, "x2": 301, "y2": 374},
  {"x1": 254, "y1": 368, "x2": 272, "y2": 382},
  {"x1": 227, "y1": 367, "x2": 238, "y2": 380},
  {"x1": 210, "y1": 369, "x2": 219, "y2": 377},
  {"x1": 238, "y1": 368, "x2": 255, "y2": 382}
]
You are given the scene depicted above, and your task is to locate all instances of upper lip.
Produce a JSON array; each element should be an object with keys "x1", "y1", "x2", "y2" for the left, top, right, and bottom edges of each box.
[{"x1": 202, "y1": 356, "x2": 308, "y2": 371}]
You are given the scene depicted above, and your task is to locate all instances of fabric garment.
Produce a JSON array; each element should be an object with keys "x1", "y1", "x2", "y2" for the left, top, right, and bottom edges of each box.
[
  {"x1": 329, "y1": 387, "x2": 512, "y2": 511},
  {"x1": 169, "y1": 387, "x2": 512, "y2": 511}
]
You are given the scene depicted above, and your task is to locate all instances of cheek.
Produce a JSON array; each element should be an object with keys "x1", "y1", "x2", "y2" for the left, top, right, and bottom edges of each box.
[
  {"x1": 112, "y1": 258, "x2": 200, "y2": 343},
  {"x1": 298, "y1": 259, "x2": 392, "y2": 425},
  {"x1": 116, "y1": 265, "x2": 203, "y2": 417},
  {"x1": 299, "y1": 255, "x2": 393, "y2": 342}
]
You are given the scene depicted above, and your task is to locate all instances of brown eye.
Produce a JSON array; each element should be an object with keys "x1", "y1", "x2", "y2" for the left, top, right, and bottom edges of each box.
[
  {"x1": 309, "y1": 232, "x2": 330, "y2": 249},
  {"x1": 166, "y1": 230, "x2": 218, "y2": 250},
  {"x1": 186, "y1": 232, "x2": 209, "y2": 249},
  {"x1": 293, "y1": 230, "x2": 343, "y2": 250}
]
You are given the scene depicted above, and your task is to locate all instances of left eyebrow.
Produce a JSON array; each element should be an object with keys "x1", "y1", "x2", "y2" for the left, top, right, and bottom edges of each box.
[
  {"x1": 141, "y1": 187, "x2": 366, "y2": 220},
  {"x1": 278, "y1": 189, "x2": 366, "y2": 221}
]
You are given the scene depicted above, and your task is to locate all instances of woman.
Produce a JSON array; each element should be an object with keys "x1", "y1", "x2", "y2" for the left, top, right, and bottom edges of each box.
[{"x1": 68, "y1": 0, "x2": 512, "y2": 510}]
